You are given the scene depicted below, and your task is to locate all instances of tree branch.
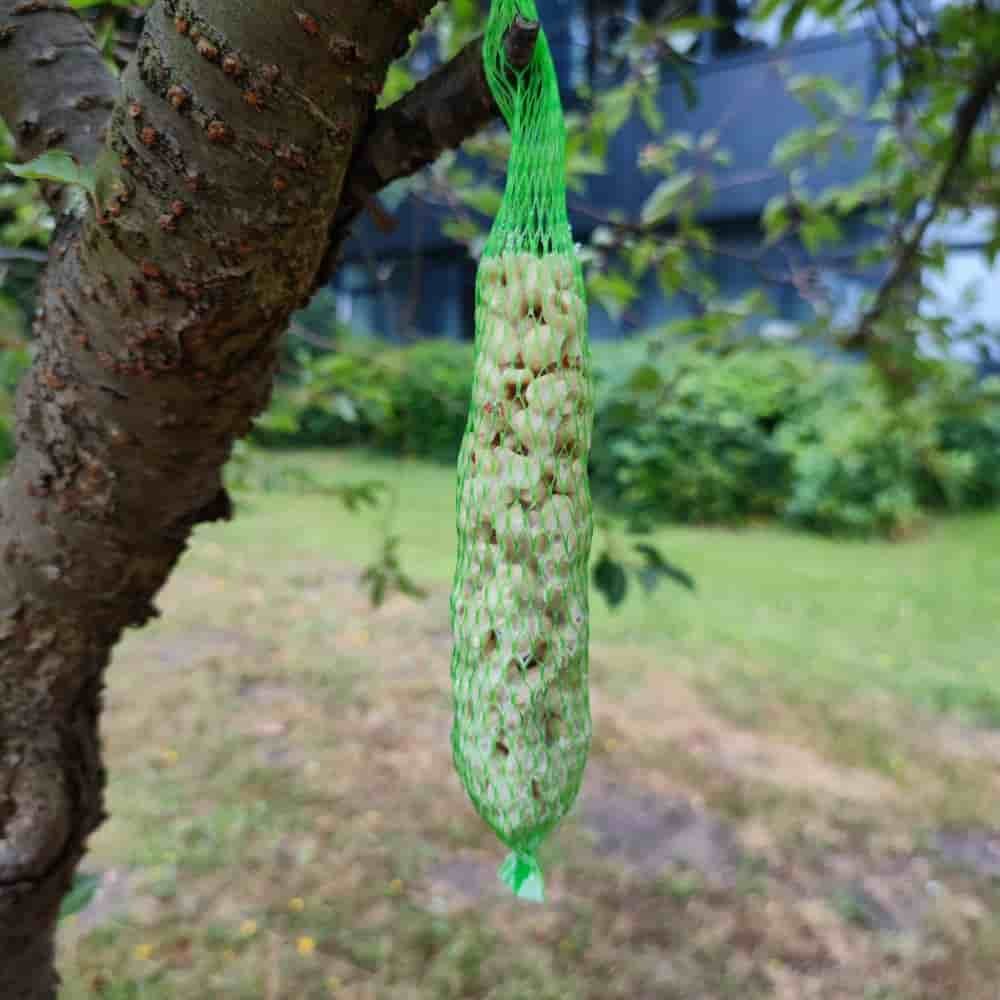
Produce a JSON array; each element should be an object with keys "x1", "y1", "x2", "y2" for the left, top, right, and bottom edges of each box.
[
  {"x1": 318, "y1": 14, "x2": 540, "y2": 280},
  {"x1": 0, "y1": 0, "x2": 118, "y2": 169},
  {"x1": 841, "y1": 57, "x2": 1000, "y2": 352}
]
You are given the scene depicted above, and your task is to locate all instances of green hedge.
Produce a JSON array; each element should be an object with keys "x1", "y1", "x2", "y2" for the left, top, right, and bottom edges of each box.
[
  {"x1": 254, "y1": 335, "x2": 1000, "y2": 536},
  {"x1": 256, "y1": 337, "x2": 475, "y2": 462},
  {"x1": 589, "y1": 346, "x2": 809, "y2": 526},
  {"x1": 259, "y1": 335, "x2": 1000, "y2": 536},
  {"x1": 593, "y1": 345, "x2": 1000, "y2": 536}
]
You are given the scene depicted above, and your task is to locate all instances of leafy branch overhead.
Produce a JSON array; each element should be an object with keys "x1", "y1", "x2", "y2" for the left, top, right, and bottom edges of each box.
[{"x1": 428, "y1": 0, "x2": 1000, "y2": 398}]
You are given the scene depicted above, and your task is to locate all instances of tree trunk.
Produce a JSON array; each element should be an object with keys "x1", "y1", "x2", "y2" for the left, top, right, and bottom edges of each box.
[
  {"x1": 0, "y1": 1, "x2": 441, "y2": 993},
  {"x1": 0, "y1": 0, "x2": 531, "y2": 988}
]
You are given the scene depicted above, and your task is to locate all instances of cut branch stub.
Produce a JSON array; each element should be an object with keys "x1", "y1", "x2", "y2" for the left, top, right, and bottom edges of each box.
[{"x1": 505, "y1": 14, "x2": 540, "y2": 69}]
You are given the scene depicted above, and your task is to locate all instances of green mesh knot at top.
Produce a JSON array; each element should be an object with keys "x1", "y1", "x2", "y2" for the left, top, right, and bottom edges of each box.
[
  {"x1": 449, "y1": 0, "x2": 594, "y2": 903},
  {"x1": 481, "y1": 0, "x2": 574, "y2": 261}
]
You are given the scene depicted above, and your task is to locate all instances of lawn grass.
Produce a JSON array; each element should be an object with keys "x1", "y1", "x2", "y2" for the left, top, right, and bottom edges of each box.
[
  {"x1": 223, "y1": 448, "x2": 1000, "y2": 723},
  {"x1": 57, "y1": 448, "x2": 1000, "y2": 999}
]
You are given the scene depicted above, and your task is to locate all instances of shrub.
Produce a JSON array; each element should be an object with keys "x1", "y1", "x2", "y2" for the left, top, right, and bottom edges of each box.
[
  {"x1": 590, "y1": 345, "x2": 810, "y2": 525},
  {"x1": 374, "y1": 339, "x2": 473, "y2": 461},
  {"x1": 255, "y1": 330, "x2": 1000, "y2": 537},
  {"x1": 255, "y1": 337, "x2": 397, "y2": 448},
  {"x1": 778, "y1": 364, "x2": 1000, "y2": 534},
  {"x1": 778, "y1": 369, "x2": 928, "y2": 536},
  {"x1": 257, "y1": 336, "x2": 473, "y2": 461},
  {"x1": 932, "y1": 412, "x2": 1000, "y2": 509}
]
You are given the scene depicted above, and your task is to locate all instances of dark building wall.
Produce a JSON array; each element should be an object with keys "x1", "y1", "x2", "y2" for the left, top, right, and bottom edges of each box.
[
  {"x1": 583, "y1": 28, "x2": 881, "y2": 226},
  {"x1": 335, "y1": 9, "x2": 886, "y2": 341}
]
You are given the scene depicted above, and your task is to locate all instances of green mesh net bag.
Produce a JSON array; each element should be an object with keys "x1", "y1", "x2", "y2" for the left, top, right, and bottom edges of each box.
[{"x1": 449, "y1": 0, "x2": 594, "y2": 903}]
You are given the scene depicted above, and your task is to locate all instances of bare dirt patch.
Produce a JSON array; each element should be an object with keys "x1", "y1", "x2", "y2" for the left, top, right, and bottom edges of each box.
[
  {"x1": 591, "y1": 642, "x2": 898, "y2": 807},
  {"x1": 580, "y1": 766, "x2": 742, "y2": 883},
  {"x1": 933, "y1": 829, "x2": 1000, "y2": 879},
  {"x1": 824, "y1": 851, "x2": 937, "y2": 933},
  {"x1": 418, "y1": 853, "x2": 507, "y2": 913},
  {"x1": 929, "y1": 718, "x2": 1000, "y2": 766},
  {"x1": 127, "y1": 627, "x2": 268, "y2": 673}
]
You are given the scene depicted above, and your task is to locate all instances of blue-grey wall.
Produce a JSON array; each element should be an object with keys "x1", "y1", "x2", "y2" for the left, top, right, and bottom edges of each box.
[
  {"x1": 585, "y1": 29, "x2": 881, "y2": 225},
  {"x1": 336, "y1": 17, "x2": 886, "y2": 340}
]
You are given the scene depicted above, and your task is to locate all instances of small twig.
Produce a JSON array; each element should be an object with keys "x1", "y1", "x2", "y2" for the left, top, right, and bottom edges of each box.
[{"x1": 841, "y1": 57, "x2": 1000, "y2": 351}]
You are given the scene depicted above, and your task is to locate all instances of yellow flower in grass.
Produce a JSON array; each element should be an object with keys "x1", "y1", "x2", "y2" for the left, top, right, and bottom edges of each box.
[
  {"x1": 133, "y1": 943, "x2": 153, "y2": 961},
  {"x1": 388, "y1": 879, "x2": 403, "y2": 896},
  {"x1": 239, "y1": 919, "x2": 257, "y2": 938},
  {"x1": 297, "y1": 936, "x2": 316, "y2": 957},
  {"x1": 288, "y1": 897, "x2": 305, "y2": 912}
]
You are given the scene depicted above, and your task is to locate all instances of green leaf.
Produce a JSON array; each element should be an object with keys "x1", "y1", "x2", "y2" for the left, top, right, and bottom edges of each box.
[
  {"x1": 363, "y1": 565, "x2": 388, "y2": 608},
  {"x1": 780, "y1": 0, "x2": 808, "y2": 41},
  {"x1": 634, "y1": 543, "x2": 696, "y2": 591},
  {"x1": 772, "y1": 127, "x2": 823, "y2": 168},
  {"x1": 588, "y1": 271, "x2": 639, "y2": 324},
  {"x1": 626, "y1": 237, "x2": 658, "y2": 279},
  {"x1": 627, "y1": 363, "x2": 663, "y2": 394},
  {"x1": 459, "y1": 183, "x2": 503, "y2": 217},
  {"x1": 638, "y1": 91, "x2": 664, "y2": 133},
  {"x1": 664, "y1": 15, "x2": 723, "y2": 35},
  {"x1": 664, "y1": 51, "x2": 698, "y2": 109},
  {"x1": 800, "y1": 212, "x2": 842, "y2": 253},
  {"x1": 379, "y1": 63, "x2": 415, "y2": 107},
  {"x1": 754, "y1": 0, "x2": 786, "y2": 20},
  {"x1": 656, "y1": 243, "x2": 692, "y2": 297},
  {"x1": 640, "y1": 171, "x2": 694, "y2": 227},
  {"x1": 593, "y1": 552, "x2": 628, "y2": 608},
  {"x1": 596, "y1": 85, "x2": 635, "y2": 137},
  {"x1": 442, "y1": 218, "x2": 482, "y2": 245},
  {"x1": 59, "y1": 873, "x2": 101, "y2": 921},
  {"x1": 6, "y1": 150, "x2": 96, "y2": 197},
  {"x1": 762, "y1": 194, "x2": 791, "y2": 244},
  {"x1": 362, "y1": 530, "x2": 426, "y2": 609}
]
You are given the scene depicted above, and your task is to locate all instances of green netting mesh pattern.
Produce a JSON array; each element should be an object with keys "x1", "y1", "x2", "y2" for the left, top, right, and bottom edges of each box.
[{"x1": 449, "y1": 0, "x2": 594, "y2": 903}]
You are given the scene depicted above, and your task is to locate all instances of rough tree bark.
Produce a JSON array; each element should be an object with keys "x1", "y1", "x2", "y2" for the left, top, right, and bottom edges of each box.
[{"x1": 0, "y1": 2, "x2": 537, "y2": 995}]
